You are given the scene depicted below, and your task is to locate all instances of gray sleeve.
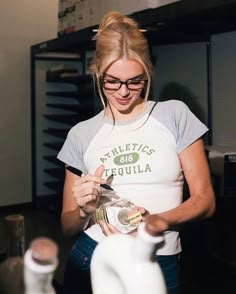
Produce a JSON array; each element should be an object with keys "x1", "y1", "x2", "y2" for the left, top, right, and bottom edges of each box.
[
  {"x1": 155, "y1": 100, "x2": 208, "y2": 153},
  {"x1": 57, "y1": 125, "x2": 87, "y2": 173},
  {"x1": 57, "y1": 111, "x2": 105, "y2": 173},
  {"x1": 174, "y1": 100, "x2": 208, "y2": 153}
]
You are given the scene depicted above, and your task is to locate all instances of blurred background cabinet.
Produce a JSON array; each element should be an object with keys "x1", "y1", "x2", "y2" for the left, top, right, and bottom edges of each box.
[{"x1": 31, "y1": 50, "x2": 101, "y2": 213}]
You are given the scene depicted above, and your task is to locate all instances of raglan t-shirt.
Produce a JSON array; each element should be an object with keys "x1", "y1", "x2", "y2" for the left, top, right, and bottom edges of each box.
[{"x1": 57, "y1": 99, "x2": 208, "y2": 255}]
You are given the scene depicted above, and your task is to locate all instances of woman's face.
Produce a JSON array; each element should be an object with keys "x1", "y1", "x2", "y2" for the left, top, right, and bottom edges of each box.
[{"x1": 100, "y1": 59, "x2": 146, "y2": 120}]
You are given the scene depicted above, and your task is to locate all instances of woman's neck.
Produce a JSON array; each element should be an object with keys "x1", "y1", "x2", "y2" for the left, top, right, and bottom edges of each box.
[{"x1": 105, "y1": 99, "x2": 146, "y2": 122}]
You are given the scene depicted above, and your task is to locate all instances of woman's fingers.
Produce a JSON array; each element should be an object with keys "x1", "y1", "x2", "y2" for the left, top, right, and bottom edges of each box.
[
  {"x1": 133, "y1": 206, "x2": 150, "y2": 222},
  {"x1": 72, "y1": 182, "x2": 102, "y2": 205},
  {"x1": 74, "y1": 194, "x2": 96, "y2": 207},
  {"x1": 68, "y1": 166, "x2": 106, "y2": 217},
  {"x1": 99, "y1": 221, "x2": 119, "y2": 236},
  {"x1": 94, "y1": 164, "x2": 105, "y2": 177},
  {"x1": 74, "y1": 174, "x2": 107, "y2": 186},
  {"x1": 72, "y1": 184, "x2": 102, "y2": 197}
]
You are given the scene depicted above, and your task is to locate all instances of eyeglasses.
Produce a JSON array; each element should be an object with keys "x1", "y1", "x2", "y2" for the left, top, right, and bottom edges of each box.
[{"x1": 99, "y1": 75, "x2": 147, "y2": 91}]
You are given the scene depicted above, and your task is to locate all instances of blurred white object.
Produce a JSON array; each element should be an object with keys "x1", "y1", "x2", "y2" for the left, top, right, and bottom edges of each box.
[
  {"x1": 23, "y1": 237, "x2": 58, "y2": 294},
  {"x1": 91, "y1": 222, "x2": 167, "y2": 294}
]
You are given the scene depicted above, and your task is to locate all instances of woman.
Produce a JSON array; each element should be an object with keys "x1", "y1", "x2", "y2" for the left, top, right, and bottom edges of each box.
[{"x1": 57, "y1": 11, "x2": 215, "y2": 294}]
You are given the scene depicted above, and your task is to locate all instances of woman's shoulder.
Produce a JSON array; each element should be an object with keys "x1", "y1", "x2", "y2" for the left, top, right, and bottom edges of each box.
[
  {"x1": 72, "y1": 111, "x2": 104, "y2": 129},
  {"x1": 150, "y1": 99, "x2": 189, "y2": 119},
  {"x1": 155, "y1": 99, "x2": 188, "y2": 110},
  {"x1": 68, "y1": 110, "x2": 105, "y2": 138}
]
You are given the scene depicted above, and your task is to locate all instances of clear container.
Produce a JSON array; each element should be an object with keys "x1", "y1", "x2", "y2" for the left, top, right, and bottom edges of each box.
[{"x1": 94, "y1": 199, "x2": 142, "y2": 234}]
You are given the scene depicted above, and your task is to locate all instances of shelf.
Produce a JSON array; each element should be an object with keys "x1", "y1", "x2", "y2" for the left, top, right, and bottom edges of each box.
[
  {"x1": 46, "y1": 74, "x2": 93, "y2": 84},
  {"x1": 43, "y1": 128, "x2": 69, "y2": 139},
  {"x1": 46, "y1": 91, "x2": 81, "y2": 98},
  {"x1": 44, "y1": 142, "x2": 64, "y2": 151},
  {"x1": 43, "y1": 111, "x2": 93, "y2": 126},
  {"x1": 31, "y1": 25, "x2": 96, "y2": 54},
  {"x1": 43, "y1": 155, "x2": 62, "y2": 166},
  {"x1": 44, "y1": 168, "x2": 65, "y2": 180},
  {"x1": 46, "y1": 90, "x2": 96, "y2": 99},
  {"x1": 44, "y1": 181, "x2": 64, "y2": 193},
  {"x1": 46, "y1": 102, "x2": 94, "y2": 112},
  {"x1": 134, "y1": 0, "x2": 236, "y2": 33},
  {"x1": 31, "y1": 25, "x2": 97, "y2": 213},
  {"x1": 34, "y1": 52, "x2": 81, "y2": 60},
  {"x1": 46, "y1": 103, "x2": 80, "y2": 112},
  {"x1": 31, "y1": 0, "x2": 236, "y2": 54}
]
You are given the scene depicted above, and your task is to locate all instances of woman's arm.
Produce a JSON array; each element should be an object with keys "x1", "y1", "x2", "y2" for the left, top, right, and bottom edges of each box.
[
  {"x1": 61, "y1": 165, "x2": 106, "y2": 236},
  {"x1": 151, "y1": 138, "x2": 215, "y2": 231},
  {"x1": 61, "y1": 169, "x2": 90, "y2": 235}
]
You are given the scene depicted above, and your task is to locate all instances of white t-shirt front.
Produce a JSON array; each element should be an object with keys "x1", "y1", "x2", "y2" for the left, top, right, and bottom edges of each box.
[{"x1": 58, "y1": 100, "x2": 208, "y2": 255}]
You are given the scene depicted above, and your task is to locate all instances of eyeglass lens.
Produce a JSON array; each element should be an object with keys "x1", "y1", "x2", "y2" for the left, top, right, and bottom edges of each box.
[{"x1": 100, "y1": 77, "x2": 147, "y2": 91}]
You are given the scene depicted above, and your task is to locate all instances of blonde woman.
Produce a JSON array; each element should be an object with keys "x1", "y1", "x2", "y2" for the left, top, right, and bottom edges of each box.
[{"x1": 58, "y1": 11, "x2": 215, "y2": 294}]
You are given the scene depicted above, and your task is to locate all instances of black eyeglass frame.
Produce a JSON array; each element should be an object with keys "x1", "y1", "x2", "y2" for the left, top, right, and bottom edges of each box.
[{"x1": 99, "y1": 76, "x2": 148, "y2": 91}]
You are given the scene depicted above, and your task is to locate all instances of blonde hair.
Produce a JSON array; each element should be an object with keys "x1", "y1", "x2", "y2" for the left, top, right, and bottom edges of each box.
[{"x1": 90, "y1": 11, "x2": 153, "y2": 107}]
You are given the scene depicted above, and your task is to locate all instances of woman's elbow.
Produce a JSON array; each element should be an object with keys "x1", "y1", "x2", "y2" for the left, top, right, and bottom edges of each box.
[
  {"x1": 61, "y1": 225, "x2": 75, "y2": 236},
  {"x1": 205, "y1": 191, "x2": 216, "y2": 218},
  {"x1": 61, "y1": 215, "x2": 77, "y2": 236}
]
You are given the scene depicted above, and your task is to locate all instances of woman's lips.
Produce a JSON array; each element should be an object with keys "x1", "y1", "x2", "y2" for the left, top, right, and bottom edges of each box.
[{"x1": 116, "y1": 98, "x2": 131, "y2": 105}]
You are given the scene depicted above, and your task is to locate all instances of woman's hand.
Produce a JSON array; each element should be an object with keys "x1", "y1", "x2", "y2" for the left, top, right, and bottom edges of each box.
[
  {"x1": 99, "y1": 221, "x2": 120, "y2": 236},
  {"x1": 145, "y1": 214, "x2": 169, "y2": 236},
  {"x1": 71, "y1": 165, "x2": 107, "y2": 216},
  {"x1": 128, "y1": 206, "x2": 150, "y2": 236},
  {"x1": 99, "y1": 206, "x2": 150, "y2": 237},
  {"x1": 134, "y1": 206, "x2": 150, "y2": 221}
]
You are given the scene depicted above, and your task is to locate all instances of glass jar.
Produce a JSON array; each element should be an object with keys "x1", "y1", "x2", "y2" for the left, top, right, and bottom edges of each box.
[{"x1": 94, "y1": 199, "x2": 142, "y2": 234}]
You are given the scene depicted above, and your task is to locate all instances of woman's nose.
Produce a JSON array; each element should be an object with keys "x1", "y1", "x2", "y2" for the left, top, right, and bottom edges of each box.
[{"x1": 118, "y1": 84, "x2": 130, "y2": 97}]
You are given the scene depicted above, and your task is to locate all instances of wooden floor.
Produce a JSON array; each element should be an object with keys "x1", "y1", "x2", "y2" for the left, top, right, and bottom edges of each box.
[{"x1": 1, "y1": 201, "x2": 236, "y2": 294}]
